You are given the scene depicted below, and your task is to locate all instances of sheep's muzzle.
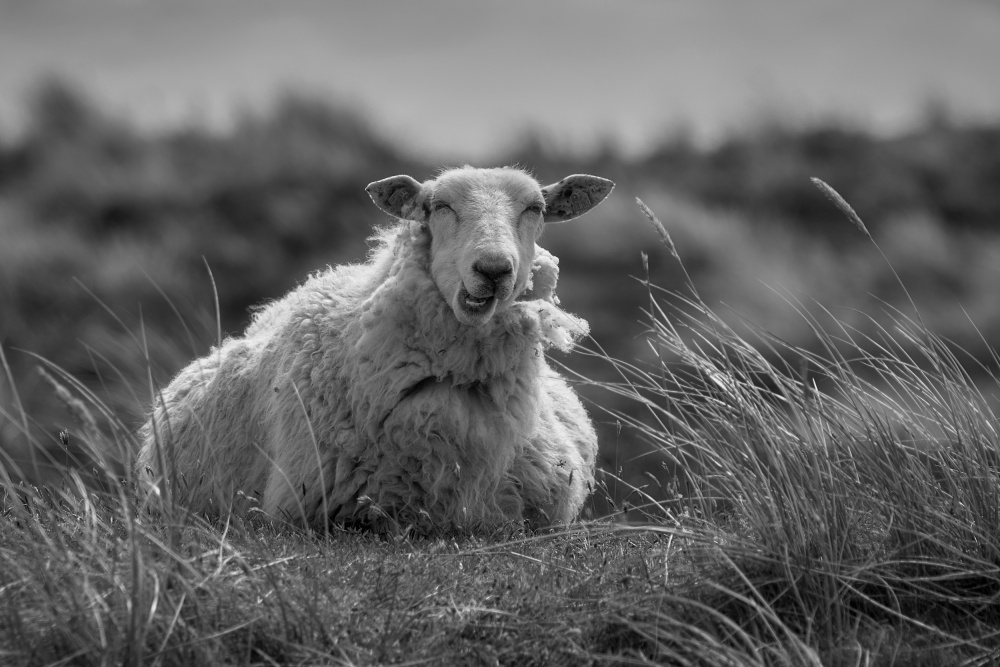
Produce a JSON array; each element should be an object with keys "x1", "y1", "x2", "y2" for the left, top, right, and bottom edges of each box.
[{"x1": 455, "y1": 256, "x2": 516, "y2": 326}]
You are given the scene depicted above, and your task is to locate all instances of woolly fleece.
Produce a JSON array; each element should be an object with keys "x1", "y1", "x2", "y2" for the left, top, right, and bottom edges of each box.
[{"x1": 138, "y1": 171, "x2": 604, "y2": 533}]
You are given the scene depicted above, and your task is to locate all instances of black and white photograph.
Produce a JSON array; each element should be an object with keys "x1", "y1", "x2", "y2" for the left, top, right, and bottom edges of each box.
[{"x1": 1, "y1": 1, "x2": 999, "y2": 664}]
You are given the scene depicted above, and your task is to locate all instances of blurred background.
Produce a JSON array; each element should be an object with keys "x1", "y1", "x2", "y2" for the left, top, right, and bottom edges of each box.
[{"x1": 2, "y1": 0, "x2": 999, "y2": 500}]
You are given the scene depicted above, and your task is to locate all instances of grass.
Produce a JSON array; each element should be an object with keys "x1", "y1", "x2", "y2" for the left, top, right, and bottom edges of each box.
[
  {"x1": 3, "y1": 188, "x2": 1000, "y2": 665},
  {"x1": 0, "y1": 491, "x2": 685, "y2": 665}
]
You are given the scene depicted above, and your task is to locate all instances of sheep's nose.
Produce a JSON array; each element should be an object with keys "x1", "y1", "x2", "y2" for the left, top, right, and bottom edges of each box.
[{"x1": 473, "y1": 257, "x2": 514, "y2": 285}]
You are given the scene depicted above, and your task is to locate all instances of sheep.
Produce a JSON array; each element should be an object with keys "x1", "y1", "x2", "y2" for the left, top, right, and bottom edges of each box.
[{"x1": 137, "y1": 166, "x2": 614, "y2": 534}]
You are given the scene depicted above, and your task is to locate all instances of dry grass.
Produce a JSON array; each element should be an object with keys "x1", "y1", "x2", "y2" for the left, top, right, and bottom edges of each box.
[
  {"x1": 1, "y1": 479, "x2": 699, "y2": 665},
  {"x1": 2, "y1": 187, "x2": 1000, "y2": 665}
]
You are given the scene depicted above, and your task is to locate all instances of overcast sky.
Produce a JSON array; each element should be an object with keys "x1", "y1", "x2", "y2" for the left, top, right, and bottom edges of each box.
[{"x1": 1, "y1": 0, "x2": 999, "y2": 160}]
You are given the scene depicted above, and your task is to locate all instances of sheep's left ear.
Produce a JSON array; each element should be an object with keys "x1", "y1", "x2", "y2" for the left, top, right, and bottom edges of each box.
[
  {"x1": 542, "y1": 175, "x2": 615, "y2": 223},
  {"x1": 366, "y1": 175, "x2": 429, "y2": 222}
]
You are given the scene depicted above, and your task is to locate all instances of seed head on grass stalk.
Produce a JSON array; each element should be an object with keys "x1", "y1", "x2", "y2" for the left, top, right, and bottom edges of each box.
[
  {"x1": 636, "y1": 197, "x2": 679, "y2": 261},
  {"x1": 635, "y1": 196, "x2": 704, "y2": 306},
  {"x1": 809, "y1": 177, "x2": 870, "y2": 239},
  {"x1": 809, "y1": 176, "x2": 950, "y2": 393}
]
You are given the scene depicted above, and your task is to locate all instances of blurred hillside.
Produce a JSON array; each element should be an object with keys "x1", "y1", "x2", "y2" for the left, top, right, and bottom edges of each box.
[{"x1": 2, "y1": 81, "x2": 1000, "y2": 485}]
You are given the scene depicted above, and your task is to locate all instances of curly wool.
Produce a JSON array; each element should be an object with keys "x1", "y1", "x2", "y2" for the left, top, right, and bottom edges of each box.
[{"x1": 138, "y1": 220, "x2": 597, "y2": 533}]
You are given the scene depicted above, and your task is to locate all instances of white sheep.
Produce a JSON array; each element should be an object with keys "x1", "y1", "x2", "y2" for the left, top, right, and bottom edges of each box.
[{"x1": 137, "y1": 166, "x2": 614, "y2": 533}]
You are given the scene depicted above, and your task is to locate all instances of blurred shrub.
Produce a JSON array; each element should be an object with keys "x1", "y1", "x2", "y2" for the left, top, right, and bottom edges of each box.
[
  {"x1": 0, "y1": 81, "x2": 420, "y2": 455},
  {"x1": 639, "y1": 120, "x2": 1000, "y2": 236}
]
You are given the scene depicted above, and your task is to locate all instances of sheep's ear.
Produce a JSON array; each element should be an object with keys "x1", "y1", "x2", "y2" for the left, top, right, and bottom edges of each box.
[
  {"x1": 541, "y1": 175, "x2": 615, "y2": 223},
  {"x1": 366, "y1": 175, "x2": 428, "y2": 222}
]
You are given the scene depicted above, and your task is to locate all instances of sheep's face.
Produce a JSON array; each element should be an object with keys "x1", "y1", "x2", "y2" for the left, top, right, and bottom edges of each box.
[
  {"x1": 423, "y1": 169, "x2": 545, "y2": 326},
  {"x1": 367, "y1": 167, "x2": 614, "y2": 327}
]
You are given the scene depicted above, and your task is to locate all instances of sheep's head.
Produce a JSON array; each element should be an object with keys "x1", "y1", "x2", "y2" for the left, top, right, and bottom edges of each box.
[{"x1": 366, "y1": 166, "x2": 614, "y2": 327}]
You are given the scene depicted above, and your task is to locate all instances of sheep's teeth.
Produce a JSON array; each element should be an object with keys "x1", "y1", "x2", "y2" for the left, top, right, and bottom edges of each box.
[{"x1": 465, "y1": 297, "x2": 489, "y2": 308}]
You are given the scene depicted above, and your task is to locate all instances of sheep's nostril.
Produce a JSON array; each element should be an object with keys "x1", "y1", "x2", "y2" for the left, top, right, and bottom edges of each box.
[{"x1": 473, "y1": 258, "x2": 514, "y2": 285}]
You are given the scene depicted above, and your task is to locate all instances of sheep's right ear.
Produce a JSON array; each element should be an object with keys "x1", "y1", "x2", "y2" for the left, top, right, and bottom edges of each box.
[{"x1": 366, "y1": 175, "x2": 428, "y2": 222}]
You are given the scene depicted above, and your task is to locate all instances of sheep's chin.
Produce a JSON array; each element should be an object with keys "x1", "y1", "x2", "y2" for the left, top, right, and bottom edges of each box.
[{"x1": 453, "y1": 287, "x2": 499, "y2": 327}]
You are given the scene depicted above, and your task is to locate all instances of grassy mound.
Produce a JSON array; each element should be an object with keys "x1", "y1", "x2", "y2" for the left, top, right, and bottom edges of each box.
[{"x1": 3, "y1": 189, "x2": 1000, "y2": 665}]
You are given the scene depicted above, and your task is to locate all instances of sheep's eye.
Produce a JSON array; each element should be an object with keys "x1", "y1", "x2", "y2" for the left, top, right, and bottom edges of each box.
[
  {"x1": 433, "y1": 201, "x2": 453, "y2": 213},
  {"x1": 524, "y1": 203, "x2": 544, "y2": 216}
]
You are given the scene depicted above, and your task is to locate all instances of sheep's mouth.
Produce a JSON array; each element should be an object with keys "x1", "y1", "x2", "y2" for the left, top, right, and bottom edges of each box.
[{"x1": 456, "y1": 287, "x2": 498, "y2": 322}]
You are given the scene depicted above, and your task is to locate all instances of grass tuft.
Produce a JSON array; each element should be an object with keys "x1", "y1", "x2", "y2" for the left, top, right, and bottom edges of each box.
[{"x1": 582, "y1": 192, "x2": 1000, "y2": 663}]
